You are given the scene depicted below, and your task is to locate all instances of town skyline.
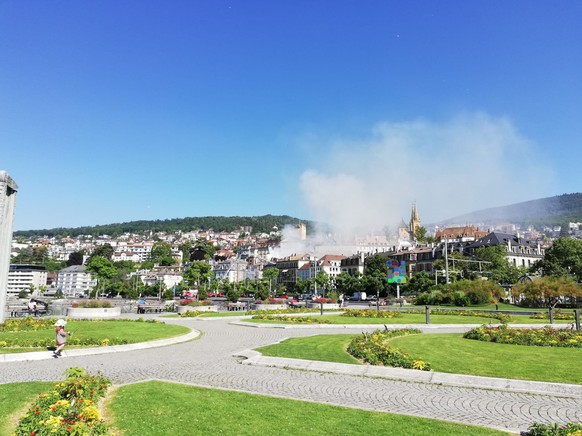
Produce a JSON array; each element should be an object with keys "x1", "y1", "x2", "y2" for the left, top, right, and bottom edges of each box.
[{"x1": 2, "y1": 2, "x2": 581, "y2": 231}]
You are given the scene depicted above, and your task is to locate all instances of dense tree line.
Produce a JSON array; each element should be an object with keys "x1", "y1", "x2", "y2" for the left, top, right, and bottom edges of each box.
[{"x1": 14, "y1": 215, "x2": 312, "y2": 238}]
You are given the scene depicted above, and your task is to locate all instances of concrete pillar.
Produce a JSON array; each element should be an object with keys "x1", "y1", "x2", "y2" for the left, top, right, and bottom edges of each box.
[{"x1": 0, "y1": 171, "x2": 18, "y2": 324}]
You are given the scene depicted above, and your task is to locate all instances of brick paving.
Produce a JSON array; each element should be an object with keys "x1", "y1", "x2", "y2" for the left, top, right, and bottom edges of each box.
[{"x1": 1, "y1": 316, "x2": 581, "y2": 433}]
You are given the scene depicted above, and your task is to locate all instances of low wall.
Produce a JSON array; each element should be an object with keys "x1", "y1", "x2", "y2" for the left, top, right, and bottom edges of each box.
[
  {"x1": 66, "y1": 307, "x2": 122, "y2": 319},
  {"x1": 250, "y1": 304, "x2": 288, "y2": 311},
  {"x1": 176, "y1": 305, "x2": 218, "y2": 313}
]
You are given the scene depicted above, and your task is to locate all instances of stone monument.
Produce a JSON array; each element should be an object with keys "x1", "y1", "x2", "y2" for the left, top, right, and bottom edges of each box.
[{"x1": 0, "y1": 171, "x2": 18, "y2": 323}]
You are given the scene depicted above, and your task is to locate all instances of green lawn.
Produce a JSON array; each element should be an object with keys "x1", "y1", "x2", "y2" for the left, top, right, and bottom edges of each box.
[
  {"x1": 258, "y1": 334, "x2": 360, "y2": 364},
  {"x1": 258, "y1": 333, "x2": 582, "y2": 384},
  {"x1": 0, "y1": 320, "x2": 191, "y2": 353},
  {"x1": 249, "y1": 312, "x2": 570, "y2": 325},
  {"x1": 0, "y1": 381, "x2": 53, "y2": 434},
  {"x1": 107, "y1": 381, "x2": 508, "y2": 436},
  {"x1": 389, "y1": 333, "x2": 582, "y2": 384},
  {"x1": 249, "y1": 313, "x2": 508, "y2": 324}
]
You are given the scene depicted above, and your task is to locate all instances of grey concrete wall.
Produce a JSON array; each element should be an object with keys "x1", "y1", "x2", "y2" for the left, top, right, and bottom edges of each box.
[{"x1": 0, "y1": 171, "x2": 18, "y2": 324}]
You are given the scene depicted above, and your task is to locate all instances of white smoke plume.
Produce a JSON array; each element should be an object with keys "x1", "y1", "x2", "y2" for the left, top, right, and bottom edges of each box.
[{"x1": 299, "y1": 112, "x2": 554, "y2": 235}]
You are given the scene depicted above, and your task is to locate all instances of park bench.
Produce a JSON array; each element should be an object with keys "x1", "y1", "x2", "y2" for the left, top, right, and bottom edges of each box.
[
  {"x1": 227, "y1": 302, "x2": 247, "y2": 311},
  {"x1": 137, "y1": 304, "x2": 166, "y2": 314},
  {"x1": 7, "y1": 305, "x2": 48, "y2": 317}
]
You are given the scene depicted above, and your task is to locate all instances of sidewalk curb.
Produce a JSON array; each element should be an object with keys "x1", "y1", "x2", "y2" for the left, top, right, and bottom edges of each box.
[
  {"x1": 235, "y1": 349, "x2": 582, "y2": 399},
  {"x1": 0, "y1": 329, "x2": 200, "y2": 362}
]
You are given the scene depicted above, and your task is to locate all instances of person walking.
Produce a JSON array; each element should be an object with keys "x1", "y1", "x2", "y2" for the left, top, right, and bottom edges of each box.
[{"x1": 53, "y1": 319, "x2": 67, "y2": 358}]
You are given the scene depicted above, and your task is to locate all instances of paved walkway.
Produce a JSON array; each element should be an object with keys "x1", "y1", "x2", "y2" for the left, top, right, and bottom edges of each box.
[{"x1": 1, "y1": 316, "x2": 582, "y2": 434}]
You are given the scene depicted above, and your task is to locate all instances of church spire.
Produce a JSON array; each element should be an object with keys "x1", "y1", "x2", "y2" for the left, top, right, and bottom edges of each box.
[{"x1": 409, "y1": 202, "x2": 421, "y2": 236}]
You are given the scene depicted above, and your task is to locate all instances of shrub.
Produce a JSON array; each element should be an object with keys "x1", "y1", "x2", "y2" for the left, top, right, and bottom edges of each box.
[
  {"x1": 346, "y1": 327, "x2": 430, "y2": 370},
  {"x1": 464, "y1": 325, "x2": 582, "y2": 348},
  {"x1": 13, "y1": 367, "x2": 111, "y2": 435},
  {"x1": 341, "y1": 309, "x2": 401, "y2": 319},
  {"x1": 178, "y1": 299, "x2": 211, "y2": 307},
  {"x1": 521, "y1": 422, "x2": 582, "y2": 435},
  {"x1": 70, "y1": 300, "x2": 113, "y2": 309},
  {"x1": 251, "y1": 315, "x2": 332, "y2": 324},
  {"x1": 256, "y1": 298, "x2": 287, "y2": 305},
  {"x1": 312, "y1": 297, "x2": 336, "y2": 304}
]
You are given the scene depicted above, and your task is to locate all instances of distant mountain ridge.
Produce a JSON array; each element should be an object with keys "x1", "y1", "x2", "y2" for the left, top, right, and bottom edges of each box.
[
  {"x1": 439, "y1": 193, "x2": 582, "y2": 228},
  {"x1": 14, "y1": 215, "x2": 310, "y2": 238}
]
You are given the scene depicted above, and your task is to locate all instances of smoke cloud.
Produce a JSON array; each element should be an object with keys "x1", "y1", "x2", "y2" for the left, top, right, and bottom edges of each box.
[{"x1": 299, "y1": 112, "x2": 553, "y2": 234}]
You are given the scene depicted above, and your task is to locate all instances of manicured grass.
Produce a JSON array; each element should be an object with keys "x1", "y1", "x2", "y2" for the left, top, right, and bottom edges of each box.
[
  {"x1": 249, "y1": 313, "x2": 507, "y2": 324},
  {"x1": 0, "y1": 381, "x2": 53, "y2": 434},
  {"x1": 165, "y1": 311, "x2": 249, "y2": 318},
  {"x1": 258, "y1": 334, "x2": 360, "y2": 364},
  {"x1": 389, "y1": 333, "x2": 582, "y2": 384},
  {"x1": 0, "y1": 320, "x2": 190, "y2": 353},
  {"x1": 108, "y1": 381, "x2": 508, "y2": 436},
  {"x1": 259, "y1": 333, "x2": 582, "y2": 384},
  {"x1": 411, "y1": 303, "x2": 543, "y2": 312}
]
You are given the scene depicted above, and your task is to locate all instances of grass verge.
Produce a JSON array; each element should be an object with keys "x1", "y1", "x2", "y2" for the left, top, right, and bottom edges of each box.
[
  {"x1": 258, "y1": 333, "x2": 582, "y2": 384},
  {"x1": 257, "y1": 334, "x2": 360, "y2": 364},
  {"x1": 107, "y1": 381, "x2": 509, "y2": 435},
  {"x1": 0, "y1": 320, "x2": 190, "y2": 354},
  {"x1": 0, "y1": 381, "x2": 53, "y2": 434}
]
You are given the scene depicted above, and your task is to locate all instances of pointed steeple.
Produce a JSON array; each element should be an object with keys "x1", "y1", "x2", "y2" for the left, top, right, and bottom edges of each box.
[{"x1": 409, "y1": 202, "x2": 421, "y2": 236}]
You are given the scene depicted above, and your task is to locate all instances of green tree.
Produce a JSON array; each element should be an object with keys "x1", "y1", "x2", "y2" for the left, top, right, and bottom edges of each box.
[
  {"x1": 414, "y1": 226, "x2": 435, "y2": 244},
  {"x1": 315, "y1": 270, "x2": 330, "y2": 296},
  {"x1": 150, "y1": 242, "x2": 175, "y2": 266},
  {"x1": 90, "y1": 243, "x2": 114, "y2": 261},
  {"x1": 86, "y1": 256, "x2": 117, "y2": 297},
  {"x1": 402, "y1": 271, "x2": 434, "y2": 296},
  {"x1": 67, "y1": 251, "x2": 84, "y2": 266},
  {"x1": 534, "y1": 237, "x2": 582, "y2": 282},
  {"x1": 474, "y1": 246, "x2": 524, "y2": 284},
  {"x1": 262, "y1": 268, "x2": 279, "y2": 295},
  {"x1": 511, "y1": 275, "x2": 582, "y2": 308},
  {"x1": 183, "y1": 262, "x2": 213, "y2": 289}
]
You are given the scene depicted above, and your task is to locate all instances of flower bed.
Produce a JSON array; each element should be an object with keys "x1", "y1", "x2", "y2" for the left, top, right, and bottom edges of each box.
[
  {"x1": 178, "y1": 299, "x2": 212, "y2": 306},
  {"x1": 521, "y1": 422, "x2": 582, "y2": 435},
  {"x1": 463, "y1": 325, "x2": 582, "y2": 348},
  {"x1": 13, "y1": 367, "x2": 111, "y2": 435},
  {"x1": 530, "y1": 311, "x2": 575, "y2": 320},
  {"x1": 70, "y1": 300, "x2": 113, "y2": 309},
  {"x1": 341, "y1": 309, "x2": 402, "y2": 319},
  {"x1": 251, "y1": 314, "x2": 332, "y2": 324},
  {"x1": 346, "y1": 327, "x2": 430, "y2": 370}
]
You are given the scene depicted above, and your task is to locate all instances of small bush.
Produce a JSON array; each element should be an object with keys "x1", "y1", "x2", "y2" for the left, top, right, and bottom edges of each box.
[
  {"x1": 70, "y1": 300, "x2": 113, "y2": 309},
  {"x1": 520, "y1": 422, "x2": 582, "y2": 435},
  {"x1": 464, "y1": 325, "x2": 582, "y2": 348},
  {"x1": 12, "y1": 367, "x2": 111, "y2": 435},
  {"x1": 347, "y1": 327, "x2": 430, "y2": 370}
]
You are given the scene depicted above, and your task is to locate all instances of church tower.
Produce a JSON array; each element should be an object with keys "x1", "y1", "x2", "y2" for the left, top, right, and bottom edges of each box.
[{"x1": 409, "y1": 202, "x2": 421, "y2": 238}]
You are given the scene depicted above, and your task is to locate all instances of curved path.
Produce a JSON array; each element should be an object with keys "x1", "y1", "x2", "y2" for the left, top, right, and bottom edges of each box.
[{"x1": 1, "y1": 316, "x2": 582, "y2": 434}]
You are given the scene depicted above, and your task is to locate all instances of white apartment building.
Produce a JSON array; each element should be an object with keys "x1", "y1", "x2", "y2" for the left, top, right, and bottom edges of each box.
[
  {"x1": 7, "y1": 264, "x2": 47, "y2": 297},
  {"x1": 113, "y1": 242, "x2": 153, "y2": 262},
  {"x1": 213, "y1": 259, "x2": 248, "y2": 283},
  {"x1": 56, "y1": 265, "x2": 96, "y2": 297}
]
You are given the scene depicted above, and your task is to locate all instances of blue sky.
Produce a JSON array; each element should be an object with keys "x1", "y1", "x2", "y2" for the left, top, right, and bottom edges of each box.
[{"x1": 1, "y1": 1, "x2": 581, "y2": 231}]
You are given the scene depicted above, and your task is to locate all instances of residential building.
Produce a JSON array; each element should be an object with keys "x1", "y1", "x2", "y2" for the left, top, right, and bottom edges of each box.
[
  {"x1": 465, "y1": 232, "x2": 544, "y2": 269},
  {"x1": 56, "y1": 265, "x2": 96, "y2": 297},
  {"x1": 7, "y1": 264, "x2": 47, "y2": 297}
]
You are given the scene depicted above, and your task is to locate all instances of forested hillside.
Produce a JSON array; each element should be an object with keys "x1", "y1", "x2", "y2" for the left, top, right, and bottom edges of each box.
[
  {"x1": 442, "y1": 193, "x2": 582, "y2": 228},
  {"x1": 14, "y1": 215, "x2": 310, "y2": 238}
]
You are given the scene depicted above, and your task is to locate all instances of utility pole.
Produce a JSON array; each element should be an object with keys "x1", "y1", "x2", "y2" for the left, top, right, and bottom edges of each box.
[{"x1": 444, "y1": 239, "x2": 450, "y2": 284}]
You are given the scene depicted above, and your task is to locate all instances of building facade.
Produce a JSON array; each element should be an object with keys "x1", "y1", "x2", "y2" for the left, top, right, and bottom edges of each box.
[
  {"x1": 56, "y1": 265, "x2": 96, "y2": 297},
  {"x1": 7, "y1": 264, "x2": 47, "y2": 297}
]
